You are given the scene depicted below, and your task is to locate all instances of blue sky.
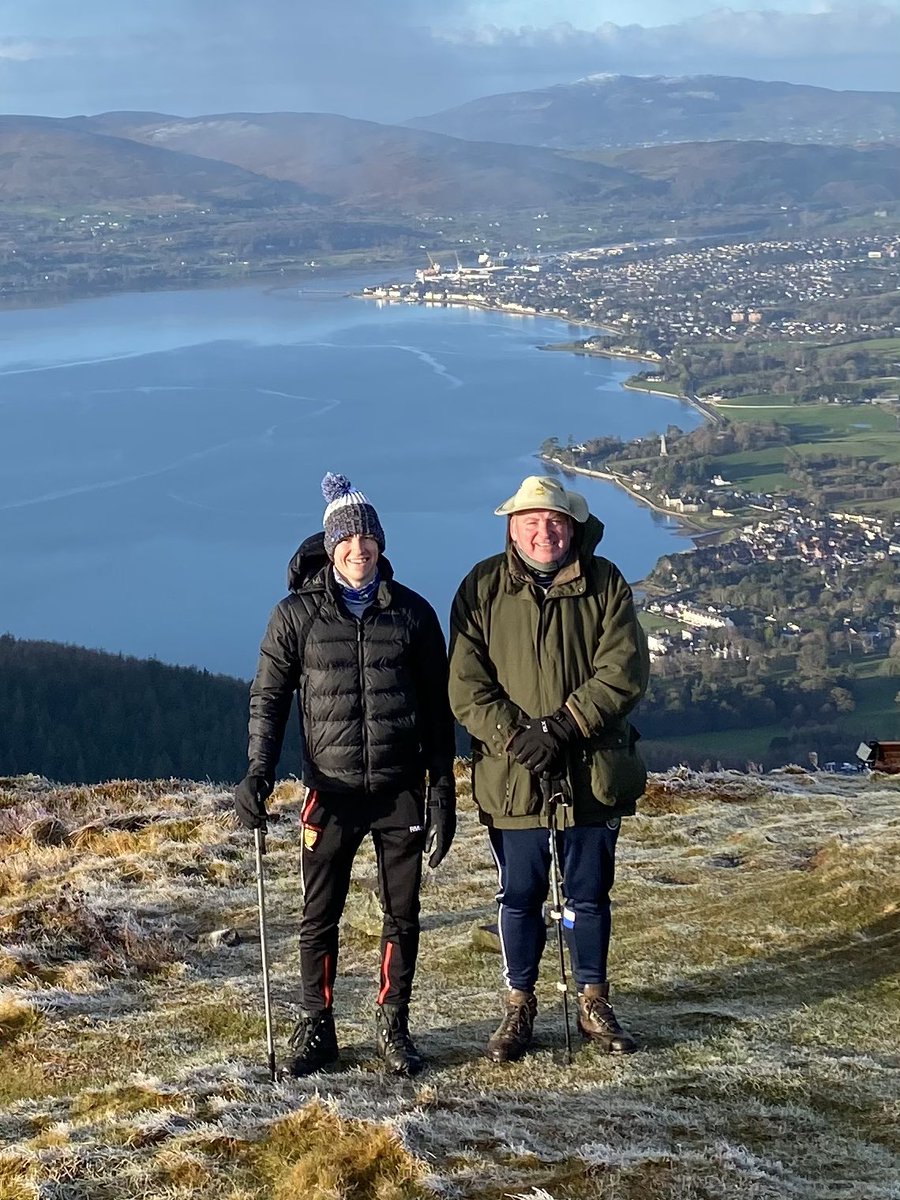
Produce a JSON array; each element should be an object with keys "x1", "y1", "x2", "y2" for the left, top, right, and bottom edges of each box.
[{"x1": 1, "y1": 1, "x2": 899, "y2": 119}]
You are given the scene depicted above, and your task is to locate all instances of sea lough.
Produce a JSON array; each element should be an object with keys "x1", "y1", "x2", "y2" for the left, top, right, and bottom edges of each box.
[{"x1": 0, "y1": 279, "x2": 701, "y2": 677}]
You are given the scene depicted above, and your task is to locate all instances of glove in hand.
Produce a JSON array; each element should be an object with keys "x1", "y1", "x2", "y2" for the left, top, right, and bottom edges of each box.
[
  {"x1": 508, "y1": 708, "x2": 580, "y2": 775},
  {"x1": 234, "y1": 774, "x2": 274, "y2": 830},
  {"x1": 424, "y1": 782, "x2": 457, "y2": 869}
]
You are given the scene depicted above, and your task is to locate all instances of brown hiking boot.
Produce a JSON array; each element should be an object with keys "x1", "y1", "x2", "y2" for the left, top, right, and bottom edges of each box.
[
  {"x1": 576, "y1": 984, "x2": 637, "y2": 1054},
  {"x1": 486, "y1": 989, "x2": 537, "y2": 1063}
]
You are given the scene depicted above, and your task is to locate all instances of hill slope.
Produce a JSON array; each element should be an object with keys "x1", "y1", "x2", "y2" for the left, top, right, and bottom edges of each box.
[
  {"x1": 69, "y1": 110, "x2": 656, "y2": 211},
  {"x1": 409, "y1": 73, "x2": 900, "y2": 150},
  {"x1": 0, "y1": 116, "x2": 311, "y2": 208},
  {"x1": 1, "y1": 767, "x2": 898, "y2": 1196},
  {"x1": 8, "y1": 110, "x2": 898, "y2": 217},
  {"x1": 603, "y1": 138, "x2": 900, "y2": 206}
]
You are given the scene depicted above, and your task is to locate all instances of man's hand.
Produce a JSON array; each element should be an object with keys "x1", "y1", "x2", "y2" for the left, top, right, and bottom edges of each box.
[
  {"x1": 234, "y1": 774, "x2": 274, "y2": 830},
  {"x1": 508, "y1": 708, "x2": 580, "y2": 775},
  {"x1": 424, "y1": 782, "x2": 457, "y2": 868}
]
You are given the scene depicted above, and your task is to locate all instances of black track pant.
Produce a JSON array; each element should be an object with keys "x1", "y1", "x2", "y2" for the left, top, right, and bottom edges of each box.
[{"x1": 299, "y1": 786, "x2": 426, "y2": 1014}]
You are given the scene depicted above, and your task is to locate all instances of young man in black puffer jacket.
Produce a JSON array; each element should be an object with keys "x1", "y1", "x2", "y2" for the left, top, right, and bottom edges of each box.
[{"x1": 235, "y1": 473, "x2": 456, "y2": 1077}]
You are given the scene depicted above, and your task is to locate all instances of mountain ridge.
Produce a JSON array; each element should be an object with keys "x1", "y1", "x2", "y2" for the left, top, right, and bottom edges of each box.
[{"x1": 407, "y1": 73, "x2": 900, "y2": 151}]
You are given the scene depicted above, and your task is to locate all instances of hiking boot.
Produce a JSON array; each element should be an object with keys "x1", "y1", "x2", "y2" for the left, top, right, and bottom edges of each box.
[
  {"x1": 486, "y1": 989, "x2": 537, "y2": 1063},
  {"x1": 287, "y1": 1010, "x2": 339, "y2": 1076},
  {"x1": 576, "y1": 984, "x2": 637, "y2": 1054},
  {"x1": 375, "y1": 1003, "x2": 424, "y2": 1076}
]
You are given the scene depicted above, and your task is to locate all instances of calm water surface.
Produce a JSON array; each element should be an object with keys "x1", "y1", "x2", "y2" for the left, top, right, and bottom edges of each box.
[{"x1": 0, "y1": 280, "x2": 700, "y2": 676}]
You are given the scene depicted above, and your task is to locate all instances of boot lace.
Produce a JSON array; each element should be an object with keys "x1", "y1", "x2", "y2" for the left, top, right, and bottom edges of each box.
[
  {"x1": 382, "y1": 1010, "x2": 416, "y2": 1053},
  {"x1": 582, "y1": 996, "x2": 622, "y2": 1033},
  {"x1": 497, "y1": 1001, "x2": 533, "y2": 1041},
  {"x1": 289, "y1": 1015, "x2": 326, "y2": 1053}
]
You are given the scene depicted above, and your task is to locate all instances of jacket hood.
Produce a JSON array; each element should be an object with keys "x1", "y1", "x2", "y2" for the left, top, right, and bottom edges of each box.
[
  {"x1": 287, "y1": 531, "x2": 395, "y2": 593},
  {"x1": 504, "y1": 511, "x2": 605, "y2": 562}
]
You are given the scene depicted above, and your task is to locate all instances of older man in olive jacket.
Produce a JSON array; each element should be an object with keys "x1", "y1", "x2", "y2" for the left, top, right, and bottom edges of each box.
[{"x1": 449, "y1": 475, "x2": 649, "y2": 1062}]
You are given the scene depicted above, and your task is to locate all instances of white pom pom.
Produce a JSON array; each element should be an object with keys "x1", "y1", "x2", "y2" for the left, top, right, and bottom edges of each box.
[{"x1": 321, "y1": 472, "x2": 353, "y2": 503}]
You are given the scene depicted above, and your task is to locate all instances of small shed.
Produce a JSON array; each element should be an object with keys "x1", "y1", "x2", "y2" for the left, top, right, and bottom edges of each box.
[{"x1": 856, "y1": 740, "x2": 900, "y2": 773}]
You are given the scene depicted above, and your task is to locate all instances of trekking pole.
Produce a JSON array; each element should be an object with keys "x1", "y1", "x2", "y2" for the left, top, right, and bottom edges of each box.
[
  {"x1": 254, "y1": 825, "x2": 277, "y2": 1083},
  {"x1": 541, "y1": 775, "x2": 573, "y2": 1065}
]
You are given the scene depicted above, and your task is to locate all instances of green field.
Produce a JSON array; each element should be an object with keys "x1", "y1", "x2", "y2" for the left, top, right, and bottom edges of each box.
[
  {"x1": 624, "y1": 376, "x2": 685, "y2": 397},
  {"x1": 644, "y1": 669, "x2": 900, "y2": 765},
  {"x1": 717, "y1": 399, "x2": 899, "y2": 435},
  {"x1": 705, "y1": 394, "x2": 900, "y2": 497}
]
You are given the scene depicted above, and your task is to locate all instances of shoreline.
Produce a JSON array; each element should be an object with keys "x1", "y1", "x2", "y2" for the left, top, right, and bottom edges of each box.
[
  {"x1": 0, "y1": 255, "x2": 421, "y2": 316},
  {"x1": 359, "y1": 287, "x2": 729, "y2": 558},
  {"x1": 539, "y1": 454, "x2": 715, "y2": 539},
  {"x1": 356, "y1": 290, "x2": 720, "y2": 430}
]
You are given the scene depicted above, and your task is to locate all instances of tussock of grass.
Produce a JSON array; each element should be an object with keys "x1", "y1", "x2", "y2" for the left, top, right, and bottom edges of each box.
[
  {"x1": 0, "y1": 1057, "x2": 53, "y2": 1106},
  {"x1": 2, "y1": 891, "x2": 180, "y2": 979},
  {"x1": 70, "y1": 1081, "x2": 186, "y2": 1121},
  {"x1": 0, "y1": 950, "x2": 59, "y2": 986},
  {"x1": 170, "y1": 997, "x2": 266, "y2": 1047},
  {"x1": 250, "y1": 1101, "x2": 428, "y2": 1200},
  {"x1": 0, "y1": 1157, "x2": 33, "y2": 1200},
  {"x1": 0, "y1": 996, "x2": 40, "y2": 1044},
  {"x1": 149, "y1": 1148, "x2": 215, "y2": 1190},
  {"x1": 25, "y1": 1127, "x2": 71, "y2": 1150}
]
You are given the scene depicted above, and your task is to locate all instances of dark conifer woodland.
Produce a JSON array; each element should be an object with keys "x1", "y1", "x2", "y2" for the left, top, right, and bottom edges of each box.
[{"x1": 0, "y1": 634, "x2": 301, "y2": 783}]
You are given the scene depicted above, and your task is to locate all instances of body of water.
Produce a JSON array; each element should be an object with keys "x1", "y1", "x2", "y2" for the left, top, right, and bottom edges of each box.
[{"x1": 0, "y1": 280, "x2": 701, "y2": 677}]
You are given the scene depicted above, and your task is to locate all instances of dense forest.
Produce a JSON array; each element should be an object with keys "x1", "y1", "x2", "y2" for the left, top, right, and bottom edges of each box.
[{"x1": 0, "y1": 635, "x2": 301, "y2": 784}]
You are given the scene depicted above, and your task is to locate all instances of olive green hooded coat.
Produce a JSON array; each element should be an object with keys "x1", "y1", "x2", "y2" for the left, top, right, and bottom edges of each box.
[{"x1": 448, "y1": 513, "x2": 650, "y2": 829}]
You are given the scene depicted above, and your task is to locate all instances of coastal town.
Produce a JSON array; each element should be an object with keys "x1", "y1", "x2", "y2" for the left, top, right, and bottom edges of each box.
[
  {"x1": 361, "y1": 235, "x2": 900, "y2": 713},
  {"x1": 360, "y1": 231, "x2": 900, "y2": 350}
]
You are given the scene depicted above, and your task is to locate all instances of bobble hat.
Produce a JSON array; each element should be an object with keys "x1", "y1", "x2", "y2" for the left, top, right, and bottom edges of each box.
[{"x1": 321, "y1": 472, "x2": 386, "y2": 559}]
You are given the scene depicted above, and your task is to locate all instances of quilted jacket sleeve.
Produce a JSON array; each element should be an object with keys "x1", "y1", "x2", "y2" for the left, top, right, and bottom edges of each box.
[
  {"x1": 409, "y1": 599, "x2": 457, "y2": 788},
  {"x1": 247, "y1": 599, "x2": 302, "y2": 779}
]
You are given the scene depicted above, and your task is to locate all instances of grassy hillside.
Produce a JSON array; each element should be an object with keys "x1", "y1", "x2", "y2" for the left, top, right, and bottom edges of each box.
[
  {"x1": 0, "y1": 118, "x2": 310, "y2": 208},
  {"x1": 1, "y1": 766, "x2": 897, "y2": 1197},
  {"x1": 70, "y1": 111, "x2": 653, "y2": 213}
]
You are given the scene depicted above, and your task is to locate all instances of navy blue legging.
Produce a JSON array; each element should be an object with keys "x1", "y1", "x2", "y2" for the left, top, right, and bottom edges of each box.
[{"x1": 488, "y1": 821, "x2": 620, "y2": 992}]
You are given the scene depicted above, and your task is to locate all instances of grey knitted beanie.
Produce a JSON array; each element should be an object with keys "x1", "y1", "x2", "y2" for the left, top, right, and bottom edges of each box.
[{"x1": 321, "y1": 472, "x2": 385, "y2": 559}]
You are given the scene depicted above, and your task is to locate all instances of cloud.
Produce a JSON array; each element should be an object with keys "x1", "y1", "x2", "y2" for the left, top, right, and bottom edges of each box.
[
  {"x1": 0, "y1": 37, "x2": 73, "y2": 63},
  {"x1": 0, "y1": 2, "x2": 898, "y2": 120},
  {"x1": 435, "y1": 4, "x2": 900, "y2": 100}
]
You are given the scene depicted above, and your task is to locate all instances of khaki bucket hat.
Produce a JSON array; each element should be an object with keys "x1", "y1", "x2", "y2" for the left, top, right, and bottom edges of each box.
[{"x1": 494, "y1": 475, "x2": 589, "y2": 523}]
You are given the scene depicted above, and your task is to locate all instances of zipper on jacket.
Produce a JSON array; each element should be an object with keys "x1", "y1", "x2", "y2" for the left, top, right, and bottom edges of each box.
[
  {"x1": 357, "y1": 620, "x2": 371, "y2": 790},
  {"x1": 532, "y1": 587, "x2": 548, "y2": 712},
  {"x1": 533, "y1": 586, "x2": 576, "y2": 801}
]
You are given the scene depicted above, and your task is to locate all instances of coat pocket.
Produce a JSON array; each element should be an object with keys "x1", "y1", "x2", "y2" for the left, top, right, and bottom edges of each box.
[
  {"x1": 587, "y1": 725, "x2": 647, "y2": 805},
  {"x1": 472, "y1": 742, "x2": 540, "y2": 819}
]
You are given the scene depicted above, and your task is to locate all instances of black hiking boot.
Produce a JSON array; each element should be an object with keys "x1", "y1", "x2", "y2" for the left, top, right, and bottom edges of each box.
[
  {"x1": 375, "y1": 1003, "x2": 424, "y2": 1076},
  {"x1": 576, "y1": 984, "x2": 637, "y2": 1054},
  {"x1": 486, "y1": 989, "x2": 537, "y2": 1063},
  {"x1": 287, "y1": 1010, "x2": 340, "y2": 1076}
]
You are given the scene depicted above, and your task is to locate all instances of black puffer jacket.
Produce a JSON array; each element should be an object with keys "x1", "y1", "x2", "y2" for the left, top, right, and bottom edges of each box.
[{"x1": 247, "y1": 533, "x2": 455, "y2": 795}]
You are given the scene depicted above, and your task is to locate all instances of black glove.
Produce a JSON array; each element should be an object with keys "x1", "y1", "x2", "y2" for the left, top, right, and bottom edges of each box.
[
  {"x1": 424, "y1": 782, "x2": 456, "y2": 869},
  {"x1": 234, "y1": 774, "x2": 274, "y2": 830},
  {"x1": 508, "y1": 708, "x2": 580, "y2": 775}
]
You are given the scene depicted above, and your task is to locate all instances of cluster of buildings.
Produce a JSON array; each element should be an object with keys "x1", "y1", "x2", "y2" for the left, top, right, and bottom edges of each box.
[
  {"x1": 362, "y1": 234, "x2": 900, "y2": 349},
  {"x1": 644, "y1": 505, "x2": 900, "y2": 659}
]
